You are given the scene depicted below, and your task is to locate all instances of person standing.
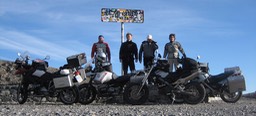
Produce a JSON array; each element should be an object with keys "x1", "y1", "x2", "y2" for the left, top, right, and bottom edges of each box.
[
  {"x1": 163, "y1": 33, "x2": 186, "y2": 72},
  {"x1": 91, "y1": 35, "x2": 111, "y2": 62},
  {"x1": 139, "y1": 34, "x2": 158, "y2": 69},
  {"x1": 119, "y1": 33, "x2": 138, "y2": 75}
]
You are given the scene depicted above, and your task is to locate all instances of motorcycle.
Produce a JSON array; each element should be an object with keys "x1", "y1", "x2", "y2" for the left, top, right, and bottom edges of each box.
[
  {"x1": 198, "y1": 58, "x2": 246, "y2": 103},
  {"x1": 15, "y1": 52, "x2": 79, "y2": 105},
  {"x1": 123, "y1": 54, "x2": 206, "y2": 105},
  {"x1": 78, "y1": 51, "x2": 131, "y2": 105}
]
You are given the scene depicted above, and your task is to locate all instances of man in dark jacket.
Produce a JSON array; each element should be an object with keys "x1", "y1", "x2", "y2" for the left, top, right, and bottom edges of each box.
[
  {"x1": 119, "y1": 33, "x2": 138, "y2": 75},
  {"x1": 139, "y1": 34, "x2": 158, "y2": 69}
]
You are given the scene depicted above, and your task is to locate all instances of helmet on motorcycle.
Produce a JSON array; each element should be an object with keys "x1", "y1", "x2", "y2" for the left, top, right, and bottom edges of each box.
[{"x1": 96, "y1": 51, "x2": 107, "y2": 63}]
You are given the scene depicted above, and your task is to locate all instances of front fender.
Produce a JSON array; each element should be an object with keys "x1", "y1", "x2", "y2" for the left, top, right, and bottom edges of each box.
[
  {"x1": 129, "y1": 70, "x2": 147, "y2": 84},
  {"x1": 129, "y1": 75, "x2": 145, "y2": 84}
]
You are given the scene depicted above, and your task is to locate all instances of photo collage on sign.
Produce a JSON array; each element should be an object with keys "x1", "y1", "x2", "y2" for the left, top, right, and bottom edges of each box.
[{"x1": 101, "y1": 8, "x2": 144, "y2": 23}]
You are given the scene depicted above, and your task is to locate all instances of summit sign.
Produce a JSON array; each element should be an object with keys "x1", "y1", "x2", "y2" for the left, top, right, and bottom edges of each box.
[{"x1": 101, "y1": 8, "x2": 144, "y2": 23}]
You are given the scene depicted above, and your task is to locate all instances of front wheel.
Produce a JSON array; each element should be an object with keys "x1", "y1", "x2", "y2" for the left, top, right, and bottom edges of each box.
[
  {"x1": 78, "y1": 84, "x2": 97, "y2": 105},
  {"x1": 183, "y1": 83, "x2": 206, "y2": 104},
  {"x1": 123, "y1": 83, "x2": 149, "y2": 105},
  {"x1": 59, "y1": 87, "x2": 78, "y2": 105},
  {"x1": 17, "y1": 84, "x2": 28, "y2": 104},
  {"x1": 220, "y1": 91, "x2": 242, "y2": 103}
]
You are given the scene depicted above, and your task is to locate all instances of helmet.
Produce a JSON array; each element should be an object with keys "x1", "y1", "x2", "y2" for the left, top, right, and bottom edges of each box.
[
  {"x1": 147, "y1": 34, "x2": 153, "y2": 40},
  {"x1": 96, "y1": 51, "x2": 107, "y2": 63}
]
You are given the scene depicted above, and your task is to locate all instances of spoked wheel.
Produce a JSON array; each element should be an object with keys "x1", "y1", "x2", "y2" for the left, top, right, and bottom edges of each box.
[
  {"x1": 17, "y1": 84, "x2": 28, "y2": 104},
  {"x1": 123, "y1": 83, "x2": 149, "y2": 105},
  {"x1": 78, "y1": 84, "x2": 96, "y2": 105},
  {"x1": 220, "y1": 90, "x2": 242, "y2": 103},
  {"x1": 183, "y1": 83, "x2": 206, "y2": 104},
  {"x1": 59, "y1": 87, "x2": 78, "y2": 105}
]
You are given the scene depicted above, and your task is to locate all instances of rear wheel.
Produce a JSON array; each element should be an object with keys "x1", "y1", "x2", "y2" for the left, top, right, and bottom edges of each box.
[
  {"x1": 123, "y1": 83, "x2": 149, "y2": 105},
  {"x1": 17, "y1": 84, "x2": 28, "y2": 104},
  {"x1": 220, "y1": 91, "x2": 242, "y2": 103},
  {"x1": 59, "y1": 87, "x2": 78, "y2": 105},
  {"x1": 78, "y1": 84, "x2": 97, "y2": 105},
  {"x1": 183, "y1": 83, "x2": 206, "y2": 104}
]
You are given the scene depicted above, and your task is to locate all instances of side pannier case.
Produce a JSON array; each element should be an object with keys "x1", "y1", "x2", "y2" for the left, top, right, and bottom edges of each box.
[{"x1": 67, "y1": 53, "x2": 87, "y2": 68}]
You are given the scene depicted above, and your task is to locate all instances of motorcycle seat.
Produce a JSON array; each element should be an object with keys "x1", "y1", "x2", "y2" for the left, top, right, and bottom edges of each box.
[
  {"x1": 208, "y1": 71, "x2": 234, "y2": 83},
  {"x1": 107, "y1": 75, "x2": 131, "y2": 85}
]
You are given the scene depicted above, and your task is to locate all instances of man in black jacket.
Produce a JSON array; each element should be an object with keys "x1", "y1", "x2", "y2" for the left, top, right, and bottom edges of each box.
[
  {"x1": 139, "y1": 34, "x2": 158, "y2": 69},
  {"x1": 119, "y1": 33, "x2": 138, "y2": 75}
]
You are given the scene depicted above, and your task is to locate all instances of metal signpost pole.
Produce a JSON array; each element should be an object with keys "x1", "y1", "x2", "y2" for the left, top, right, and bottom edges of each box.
[{"x1": 121, "y1": 22, "x2": 125, "y2": 75}]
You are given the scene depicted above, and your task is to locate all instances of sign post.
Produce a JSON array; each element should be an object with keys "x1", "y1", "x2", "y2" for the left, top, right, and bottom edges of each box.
[
  {"x1": 101, "y1": 8, "x2": 144, "y2": 75},
  {"x1": 121, "y1": 22, "x2": 124, "y2": 43}
]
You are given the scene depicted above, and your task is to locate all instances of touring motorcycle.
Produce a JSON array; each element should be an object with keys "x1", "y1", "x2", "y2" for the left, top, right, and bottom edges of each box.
[
  {"x1": 78, "y1": 51, "x2": 131, "y2": 105},
  {"x1": 198, "y1": 58, "x2": 246, "y2": 103},
  {"x1": 15, "y1": 52, "x2": 80, "y2": 105},
  {"x1": 123, "y1": 55, "x2": 206, "y2": 105}
]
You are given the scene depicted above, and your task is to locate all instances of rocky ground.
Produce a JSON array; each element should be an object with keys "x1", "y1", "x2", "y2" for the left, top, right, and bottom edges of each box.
[
  {"x1": 0, "y1": 60, "x2": 20, "y2": 84},
  {"x1": 0, "y1": 98, "x2": 255, "y2": 116}
]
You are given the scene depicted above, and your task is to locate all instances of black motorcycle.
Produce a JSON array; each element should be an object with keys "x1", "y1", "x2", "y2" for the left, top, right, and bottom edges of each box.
[
  {"x1": 78, "y1": 58, "x2": 131, "y2": 105},
  {"x1": 199, "y1": 61, "x2": 246, "y2": 103},
  {"x1": 15, "y1": 52, "x2": 79, "y2": 105},
  {"x1": 123, "y1": 55, "x2": 206, "y2": 105}
]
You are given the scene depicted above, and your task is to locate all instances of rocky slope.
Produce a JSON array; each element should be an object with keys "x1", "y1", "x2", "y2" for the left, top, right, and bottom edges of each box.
[{"x1": 0, "y1": 60, "x2": 20, "y2": 84}]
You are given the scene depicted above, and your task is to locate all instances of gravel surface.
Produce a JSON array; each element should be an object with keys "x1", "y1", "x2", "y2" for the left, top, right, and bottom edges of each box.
[{"x1": 1, "y1": 98, "x2": 255, "y2": 116}]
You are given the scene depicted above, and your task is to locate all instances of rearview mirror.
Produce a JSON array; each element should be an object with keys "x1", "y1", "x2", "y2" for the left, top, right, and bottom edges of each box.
[
  {"x1": 45, "y1": 55, "x2": 50, "y2": 60},
  {"x1": 197, "y1": 55, "x2": 201, "y2": 60},
  {"x1": 18, "y1": 53, "x2": 21, "y2": 57}
]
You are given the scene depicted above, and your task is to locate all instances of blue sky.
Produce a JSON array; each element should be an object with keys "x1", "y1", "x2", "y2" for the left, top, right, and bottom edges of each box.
[{"x1": 0, "y1": 0, "x2": 255, "y2": 93}]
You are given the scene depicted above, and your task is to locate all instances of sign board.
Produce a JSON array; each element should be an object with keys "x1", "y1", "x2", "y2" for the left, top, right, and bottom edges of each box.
[{"x1": 101, "y1": 8, "x2": 144, "y2": 23}]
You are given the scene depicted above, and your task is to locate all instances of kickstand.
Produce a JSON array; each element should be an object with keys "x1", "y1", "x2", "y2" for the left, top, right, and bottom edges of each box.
[
  {"x1": 171, "y1": 93, "x2": 176, "y2": 105},
  {"x1": 39, "y1": 97, "x2": 43, "y2": 104},
  {"x1": 95, "y1": 96, "x2": 100, "y2": 103}
]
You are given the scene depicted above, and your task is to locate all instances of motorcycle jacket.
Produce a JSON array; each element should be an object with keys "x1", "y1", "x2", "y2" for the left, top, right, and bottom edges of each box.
[
  {"x1": 163, "y1": 41, "x2": 185, "y2": 59},
  {"x1": 91, "y1": 42, "x2": 111, "y2": 61},
  {"x1": 139, "y1": 40, "x2": 158, "y2": 61},
  {"x1": 119, "y1": 40, "x2": 138, "y2": 61}
]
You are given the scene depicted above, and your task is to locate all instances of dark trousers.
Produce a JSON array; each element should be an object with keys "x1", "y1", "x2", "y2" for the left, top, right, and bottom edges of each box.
[
  {"x1": 143, "y1": 57, "x2": 154, "y2": 69},
  {"x1": 122, "y1": 60, "x2": 135, "y2": 75}
]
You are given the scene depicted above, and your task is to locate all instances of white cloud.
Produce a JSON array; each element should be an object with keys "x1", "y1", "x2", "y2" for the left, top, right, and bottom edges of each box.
[
  {"x1": 0, "y1": 29, "x2": 85, "y2": 60},
  {"x1": 0, "y1": 1, "x2": 44, "y2": 15}
]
